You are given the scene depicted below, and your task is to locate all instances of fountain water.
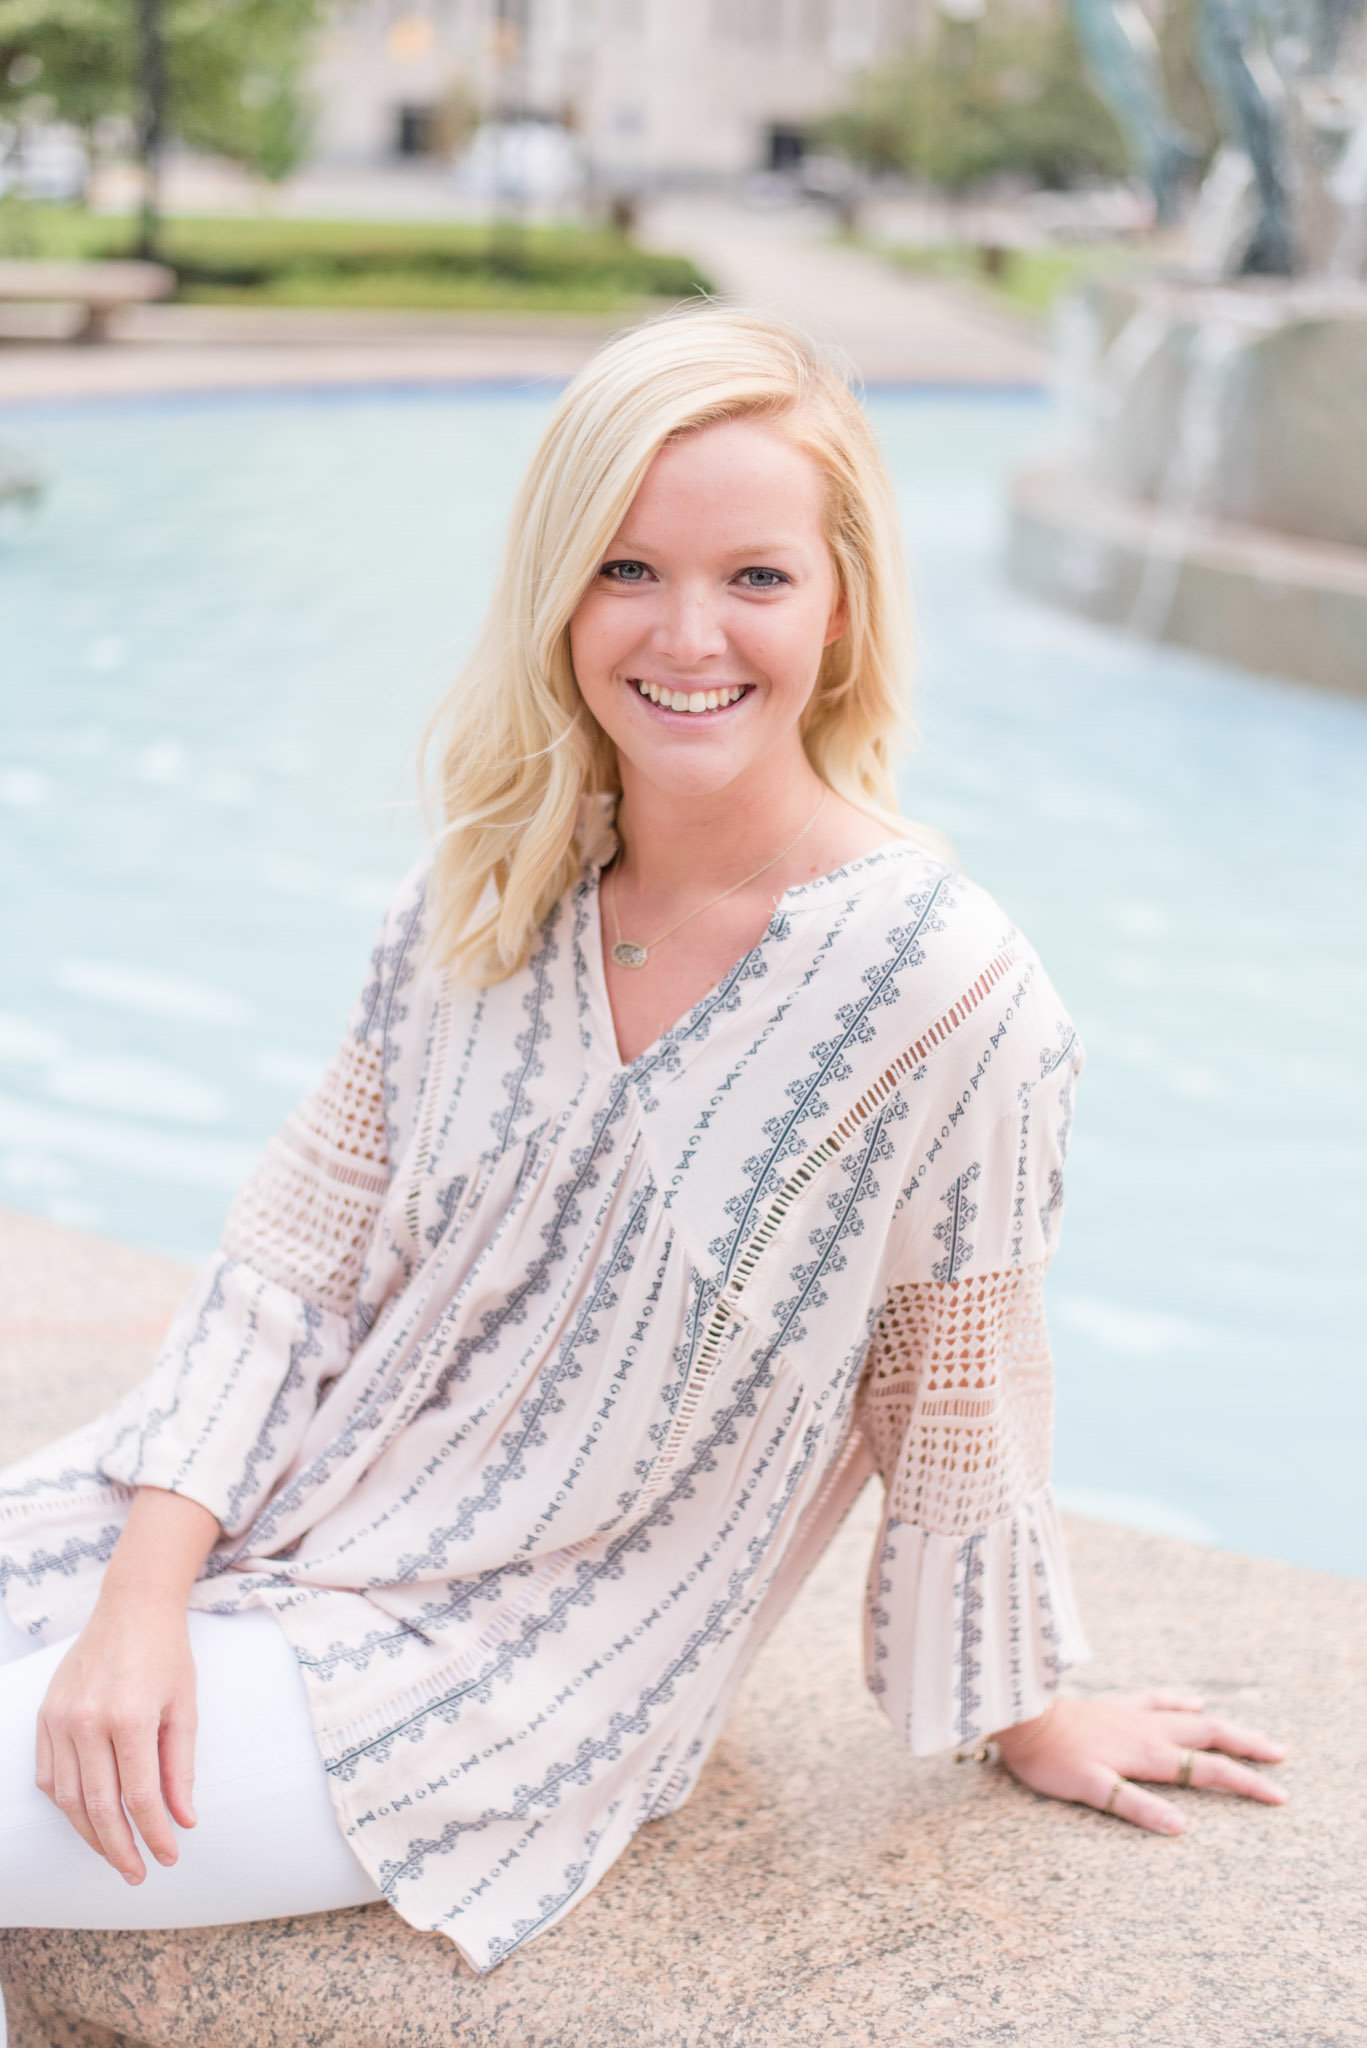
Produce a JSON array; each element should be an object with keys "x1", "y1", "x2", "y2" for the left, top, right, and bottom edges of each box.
[
  {"x1": 1012, "y1": 0, "x2": 1367, "y2": 696},
  {"x1": 0, "y1": 441, "x2": 42, "y2": 520}
]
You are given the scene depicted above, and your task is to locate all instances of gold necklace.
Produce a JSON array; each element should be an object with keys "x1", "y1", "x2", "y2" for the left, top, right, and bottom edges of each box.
[{"x1": 608, "y1": 788, "x2": 826, "y2": 971}]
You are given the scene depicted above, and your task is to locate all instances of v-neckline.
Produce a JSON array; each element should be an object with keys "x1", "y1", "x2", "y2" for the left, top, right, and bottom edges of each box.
[
  {"x1": 576, "y1": 840, "x2": 929, "y2": 1076},
  {"x1": 578, "y1": 867, "x2": 782, "y2": 1076}
]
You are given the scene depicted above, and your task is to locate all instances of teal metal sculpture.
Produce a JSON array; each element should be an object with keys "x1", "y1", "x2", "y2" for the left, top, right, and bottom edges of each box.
[{"x1": 1068, "y1": 0, "x2": 1367, "y2": 275}]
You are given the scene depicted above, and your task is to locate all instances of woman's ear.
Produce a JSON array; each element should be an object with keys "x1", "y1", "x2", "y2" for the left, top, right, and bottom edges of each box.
[{"x1": 823, "y1": 585, "x2": 849, "y2": 647}]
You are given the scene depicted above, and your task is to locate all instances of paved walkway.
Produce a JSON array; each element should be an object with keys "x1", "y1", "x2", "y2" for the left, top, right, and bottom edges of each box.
[
  {"x1": 0, "y1": 1203, "x2": 1363, "y2": 2046},
  {"x1": 0, "y1": 305, "x2": 626, "y2": 405},
  {"x1": 641, "y1": 195, "x2": 1048, "y2": 384},
  {"x1": 0, "y1": 197, "x2": 1046, "y2": 405}
]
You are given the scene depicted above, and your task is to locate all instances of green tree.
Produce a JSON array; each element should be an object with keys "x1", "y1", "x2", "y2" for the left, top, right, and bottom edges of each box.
[
  {"x1": 0, "y1": 1, "x2": 127, "y2": 178},
  {"x1": 0, "y1": 0, "x2": 321, "y2": 241},
  {"x1": 163, "y1": 0, "x2": 319, "y2": 184},
  {"x1": 819, "y1": 10, "x2": 1132, "y2": 193}
]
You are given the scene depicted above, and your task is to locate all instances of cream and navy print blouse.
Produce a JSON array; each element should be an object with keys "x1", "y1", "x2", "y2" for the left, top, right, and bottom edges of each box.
[{"x1": 0, "y1": 822, "x2": 1090, "y2": 1971}]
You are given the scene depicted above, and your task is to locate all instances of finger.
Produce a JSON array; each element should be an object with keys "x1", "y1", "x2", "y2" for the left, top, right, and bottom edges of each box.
[
  {"x1": 1110, "y1": 1777, "x2": 1186, "y2": 1836},
  {"x1": 1081, "y1": 1766, "x2": 1183, "y2": 1836},
  {"x1": 1133, "y1": 1689, "x2": 1206, "y2": 1714},
  {"x1": 1188, "y1": 1751, "x2": 1288, "y2": 1804},
  {"x1": 112, "y1": 1715, "x2": 179, "y2": 1868},
  {"x1": 35, "y1": 1715, "x2": 55, "y2": 1799},
  {"x1": 74, "y1": 1731, "x2": 146, "y2": 1883},
  {"x1": 1183, "y1": 1716, "x2": 1287, "y2": 1762},
  {"x1": 49, "y1": 1737, "x2": 115, "y2": 1866},
  {"x1": 159, "y1": 1700, "x2": 198, "y2": 1833}
]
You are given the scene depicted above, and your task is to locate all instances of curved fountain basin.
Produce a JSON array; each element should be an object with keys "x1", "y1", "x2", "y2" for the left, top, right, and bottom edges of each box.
[{"x1": 1010, "y1": 275, "x2": 1367, "y2": 697}]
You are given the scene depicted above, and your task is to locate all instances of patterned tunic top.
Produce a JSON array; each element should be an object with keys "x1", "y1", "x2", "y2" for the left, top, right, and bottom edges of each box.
[{"x1": 0, "y1": 832, "x2": 1090, "y2": 1971}]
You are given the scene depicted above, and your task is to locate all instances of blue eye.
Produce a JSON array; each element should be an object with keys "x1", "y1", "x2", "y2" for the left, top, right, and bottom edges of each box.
[
  {"x1": 602, "y1": 560, "x2": 649, "y2": 582},
  {"x1": 740, "y1": 568, "x2": 787, "y2": 589}
]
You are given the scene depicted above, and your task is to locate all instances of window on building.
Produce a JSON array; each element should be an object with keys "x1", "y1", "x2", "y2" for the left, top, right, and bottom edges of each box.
[
  {"x1": 396, "y1": 103, "x2": 438, "y2": 154},
  {"x1": 767, "y1": 123, "x2": 806, "y2": 170}
]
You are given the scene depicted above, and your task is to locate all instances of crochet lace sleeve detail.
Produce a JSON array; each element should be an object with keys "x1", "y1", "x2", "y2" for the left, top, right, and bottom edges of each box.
[
  {"x1": 221, "y1": 1033, "x2": 390, "y2": 1319},
  {"x1": 856, "y1": 1265, "x2": 1054, "y2": 1535},
  {"x1": 855, "y1": 1265, "x2": 1091, "y2": 1752}
]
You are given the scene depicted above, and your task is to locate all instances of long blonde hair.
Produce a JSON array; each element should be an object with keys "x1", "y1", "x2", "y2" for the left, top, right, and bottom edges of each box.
[{"x1": 422, "y1": 305, "x2": 923, "y2": 982}]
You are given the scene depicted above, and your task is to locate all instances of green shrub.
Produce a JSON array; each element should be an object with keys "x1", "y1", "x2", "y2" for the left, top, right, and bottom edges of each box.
[
  {"x1": 0, "y1": 208, "x2": 714, "y2": 311},
  {"x1": 877, "y1": 239, "x2": 1138, "y2": 315}
]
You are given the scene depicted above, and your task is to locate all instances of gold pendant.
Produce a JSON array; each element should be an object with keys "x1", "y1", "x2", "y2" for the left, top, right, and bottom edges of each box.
[{"x1": 612, "y1": 940, "x2": 649, "y2": 969}]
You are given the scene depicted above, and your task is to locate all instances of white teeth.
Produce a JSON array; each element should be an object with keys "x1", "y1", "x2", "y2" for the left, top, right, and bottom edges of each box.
[{"x1": 634, "y1": 682, "x2": 748, "y2": 710}]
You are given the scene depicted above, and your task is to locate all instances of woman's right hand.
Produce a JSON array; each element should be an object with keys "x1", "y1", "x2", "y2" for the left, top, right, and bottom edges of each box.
[
  {"x1": 33, "y1": 1483, "x2": 220, "y2": 1884},
  {"x1": 36, "y1": 1585, "x2": 200, "y2": 1884}
]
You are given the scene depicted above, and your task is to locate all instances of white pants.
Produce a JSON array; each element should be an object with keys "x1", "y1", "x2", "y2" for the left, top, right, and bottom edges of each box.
[{"x1": 0, "y1": 1603, "x2": 380, "y2": 2043}]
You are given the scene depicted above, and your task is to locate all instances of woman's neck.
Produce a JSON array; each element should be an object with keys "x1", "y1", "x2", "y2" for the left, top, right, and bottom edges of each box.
[{"x1": 612, "y1": 753, "x2": 828, "y2": 899}]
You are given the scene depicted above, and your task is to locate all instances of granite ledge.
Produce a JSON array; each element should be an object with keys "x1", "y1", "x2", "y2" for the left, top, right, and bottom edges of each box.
[{"x1": 1, "y1": 1208, "x2": 1363, "y2": 2048}]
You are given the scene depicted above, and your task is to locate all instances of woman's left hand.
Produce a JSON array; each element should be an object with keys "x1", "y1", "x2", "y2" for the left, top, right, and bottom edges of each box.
[{"x1": 990, "y1": 1692, "x2": 1288, "y2": 1834}]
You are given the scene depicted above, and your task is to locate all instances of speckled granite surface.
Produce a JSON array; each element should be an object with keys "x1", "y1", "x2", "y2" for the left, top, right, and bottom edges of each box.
[
  {"x1": 0, "y1": 1208, "x2": 190, "y2": 1466},
  {"x1": 2, "y1": 1208, "x2": 1363, "y2": 2047}
]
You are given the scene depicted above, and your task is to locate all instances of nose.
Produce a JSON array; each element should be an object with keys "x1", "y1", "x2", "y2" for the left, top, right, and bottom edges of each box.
[{"x1": 649, "y1": 580, "x2": 728, "y2": 668}]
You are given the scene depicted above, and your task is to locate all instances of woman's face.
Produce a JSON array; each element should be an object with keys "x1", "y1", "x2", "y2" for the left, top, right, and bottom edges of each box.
[{"x1": 568, "y1": 417, "x2": 847, "y2": 799}]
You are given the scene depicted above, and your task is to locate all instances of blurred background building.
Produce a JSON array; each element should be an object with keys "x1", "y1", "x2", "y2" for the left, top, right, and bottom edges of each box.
[{"x1": 312, "y1": 0, "x2": 932, "y2": 182}]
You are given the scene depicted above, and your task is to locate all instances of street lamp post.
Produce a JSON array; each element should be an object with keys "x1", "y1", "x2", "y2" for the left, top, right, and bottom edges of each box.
[
  {"x1": 490, "y1": 0, "x2": 529, "y2": 274},
  {"x1": 134, "y1": 0, "x2": 166, "y2": 261}
]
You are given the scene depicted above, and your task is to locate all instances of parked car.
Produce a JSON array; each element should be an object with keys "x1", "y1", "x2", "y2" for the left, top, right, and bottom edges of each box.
[
  {"x1": 454, "y1": 120, "x2": 587, "y2": 207},
  {"x1": 0, "y1": 123, "x2": 88, "y2": 202}
]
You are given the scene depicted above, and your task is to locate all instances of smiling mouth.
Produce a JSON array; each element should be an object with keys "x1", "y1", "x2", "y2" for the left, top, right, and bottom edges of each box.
[{"x1": 630, "y1": 680, "x2": 752, "y2": 715}]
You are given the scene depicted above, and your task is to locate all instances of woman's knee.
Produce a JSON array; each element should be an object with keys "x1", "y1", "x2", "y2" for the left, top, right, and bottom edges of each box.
[{"x1": 0, "y1": 1608, "x2": 379, "y2": 1931}]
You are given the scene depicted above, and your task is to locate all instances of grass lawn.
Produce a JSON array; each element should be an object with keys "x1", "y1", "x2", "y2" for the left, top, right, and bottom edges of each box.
[
  {"x1": 0, "y1": 205, "x2": 713, "y2": 313},
  {"x1": 872, "y1": 238, "x2": 1139, "y2": 318}
]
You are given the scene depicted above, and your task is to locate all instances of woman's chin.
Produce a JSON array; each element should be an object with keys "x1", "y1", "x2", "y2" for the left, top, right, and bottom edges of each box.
[
  {"x1": 601, "y1": 708, "x2": 760, "y2": 795},
  {"x1": 614, "y1": 746, "x2": 758, "y2": 803}
]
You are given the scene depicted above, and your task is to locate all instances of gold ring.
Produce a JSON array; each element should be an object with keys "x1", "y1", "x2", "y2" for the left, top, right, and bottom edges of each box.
[
  {"x1": 1177, "y1": 1748, "x2": 1195, "y2": 1789},
  {"x1": 1104, "y1": 1776, "x2": 1126, "y2": 1814}
]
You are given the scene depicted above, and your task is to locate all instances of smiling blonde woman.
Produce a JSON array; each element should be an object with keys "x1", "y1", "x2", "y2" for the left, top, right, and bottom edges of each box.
[{"x1": 0, "y1": 308, "x2": 1285, "y2": 1984}]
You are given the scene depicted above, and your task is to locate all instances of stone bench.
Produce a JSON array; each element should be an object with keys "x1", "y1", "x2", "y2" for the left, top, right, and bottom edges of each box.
[
  {"x1": 1, "y1": 1209, "x2": 1363, "y2": 2046},
  {"x1": 0, "y1": 261, "x2": 174, "y2": 343}
]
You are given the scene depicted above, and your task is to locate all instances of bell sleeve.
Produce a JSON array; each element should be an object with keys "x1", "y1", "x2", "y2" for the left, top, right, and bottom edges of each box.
[
  {"x1": 97, "y1": 859, "x2": 429, "y2": 1538},
  {"x1": 855, "y1": 945, "x2": 1092, "y2": 1754}
]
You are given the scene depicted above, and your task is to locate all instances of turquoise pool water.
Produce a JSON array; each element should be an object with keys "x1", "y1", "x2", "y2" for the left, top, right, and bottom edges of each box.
[{"x1": 1, "y1": 386, "x2": 1364, "y2": 1578}]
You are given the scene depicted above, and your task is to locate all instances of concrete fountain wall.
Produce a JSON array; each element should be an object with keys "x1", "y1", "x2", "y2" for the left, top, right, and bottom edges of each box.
[{"x1": 1008, "y1": 274, "x2": 1367, "y2": 697}]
